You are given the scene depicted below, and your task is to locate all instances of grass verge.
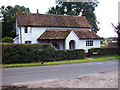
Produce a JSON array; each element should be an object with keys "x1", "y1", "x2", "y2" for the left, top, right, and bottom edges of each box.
[{"x1": 2, "y1": 56, "x2": 118, "y2": 68}]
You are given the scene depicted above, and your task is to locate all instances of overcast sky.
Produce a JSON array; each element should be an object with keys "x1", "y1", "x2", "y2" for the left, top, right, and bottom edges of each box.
[{"x1": 1, "y1": 0, "x2": 119, "y2": 38}]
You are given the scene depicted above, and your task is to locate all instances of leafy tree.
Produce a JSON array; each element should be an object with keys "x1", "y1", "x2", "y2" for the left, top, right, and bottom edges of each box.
[
  {"x1": 2, "y1": 37, "x2": 13, "y2": 43},
  {"x1": 112, "y1": 23, "x2": 120, "y2": 48},
  {"x1": 47, "y1": 1, "x2": 99, "y2": 34},
  {"x1": 0, "y1": 5, "x2": 30, "y2": 38}
]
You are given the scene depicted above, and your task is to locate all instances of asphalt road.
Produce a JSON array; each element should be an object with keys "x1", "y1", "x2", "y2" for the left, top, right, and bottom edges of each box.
[{"x1": 2, "y1": 60, "x2": 118, "y2": 86}]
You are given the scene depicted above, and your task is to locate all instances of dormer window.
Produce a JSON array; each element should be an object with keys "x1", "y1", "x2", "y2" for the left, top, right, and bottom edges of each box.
[{"x1": 25, "y1": 27, "x2": 28, "y2": 33}]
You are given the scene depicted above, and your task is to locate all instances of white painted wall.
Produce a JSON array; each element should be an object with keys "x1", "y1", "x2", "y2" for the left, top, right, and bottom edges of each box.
[
  {"x1": 15, "y1": 19, "x2": 19, "y2": 35},
  {"x1": 21, "y1": 27, "x2": 46, "y2": 43},
  {"x1": 78, "y1": 39, "x2": 100, "y2": 52},
  {"x1": 65, "y1": 31, "x2": 80, "y2": 49},
  {"x1": 14, "y1": 25, "x2": 100, "y2": 52},
  {"x1": 13, "y1": 36, "x2": 19, "y2": 43},
  {"x1": 65, "y1": 31, "x2": 100, "y2": 52}
]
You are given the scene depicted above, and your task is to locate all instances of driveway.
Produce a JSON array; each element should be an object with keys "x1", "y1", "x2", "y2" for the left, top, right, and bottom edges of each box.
[{"x1": 2, "y1": 60, "x2": 118, "y2": 86}]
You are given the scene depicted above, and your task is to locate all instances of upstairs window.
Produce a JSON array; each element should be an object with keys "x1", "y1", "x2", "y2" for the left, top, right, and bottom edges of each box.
[
  {"x1": 24, "y1": 27, "x2": 31, "y2": 33},
  {"x1": 25, "y1": 41, "x2": 31, "y2": 44},
  {"x1": 24, "y1": 27, "x2": 28, "y2": 33},
  {"x1": 86, "y1": 40, "x2": 93, "y2": 46}
]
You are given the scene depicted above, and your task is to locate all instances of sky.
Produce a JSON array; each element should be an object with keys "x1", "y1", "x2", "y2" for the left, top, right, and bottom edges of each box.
[{"x1": 1, "y1": 0, "x2": 119, "y2": 38}]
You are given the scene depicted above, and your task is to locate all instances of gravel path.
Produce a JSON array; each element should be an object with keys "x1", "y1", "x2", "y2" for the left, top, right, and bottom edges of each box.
[{"x1": 12, "y1": 71, "x2": 118, "y2": 88}]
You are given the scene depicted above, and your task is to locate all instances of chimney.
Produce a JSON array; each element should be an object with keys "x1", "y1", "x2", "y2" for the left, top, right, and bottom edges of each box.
[{"x1": 37, "y1": 9, "x2": 39, "y2": 14}]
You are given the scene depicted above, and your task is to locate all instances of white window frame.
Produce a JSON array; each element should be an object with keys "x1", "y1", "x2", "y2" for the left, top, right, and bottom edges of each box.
[{"x1": 86, "y1": 40, "x2": 93, "y2": 46}]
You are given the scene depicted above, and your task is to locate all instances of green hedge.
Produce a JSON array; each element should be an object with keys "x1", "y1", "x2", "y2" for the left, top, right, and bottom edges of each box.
[
  {"x1": 88, "y1": 47, "x2": 119, "y2": 57},
  {"x1": 37, "y1": 49, "x2": 85, "y2": 62},
  {"x1": 2, "y1": 43, "x2": 85, "y2": 64},
  {"x1": 2, "y1": 43, "x2": 56, "y2": 64},
  {"x1": 2, "y1": 37, "x2": 13, "y2": 43}
]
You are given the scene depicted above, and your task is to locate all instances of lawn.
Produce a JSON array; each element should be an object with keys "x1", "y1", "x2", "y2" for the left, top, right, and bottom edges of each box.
[{"x1": 2, "y1": 56, "x2": 118, "y2": 68}]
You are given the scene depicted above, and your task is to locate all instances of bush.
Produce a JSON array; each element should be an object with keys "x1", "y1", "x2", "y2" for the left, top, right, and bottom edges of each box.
[
  {"x1": 88, "y1": 47, "x2": 118, "y2": 57},
  {"x1": 37, "y1": 49, "x2": 85, "y2": 62},
  {"x1": 2, "y1": 43, "x2": 56, "y2": 64},
  {"x1": 2, "y1": 43, "x2": 85, "y2": 64},
  {"x1": 2, "y1": 37, "x2": 13, "y2": 43}
]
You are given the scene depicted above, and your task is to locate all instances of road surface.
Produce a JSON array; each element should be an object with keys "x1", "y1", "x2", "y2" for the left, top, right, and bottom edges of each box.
[{"x1": 2, "y1": 60, "x2": 118, "y2": 86}]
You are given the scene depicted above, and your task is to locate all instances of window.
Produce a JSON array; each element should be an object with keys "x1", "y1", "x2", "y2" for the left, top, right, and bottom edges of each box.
[
  {"x1": 28, "y1": 27, "x2": 32, "y2": 33},
  {"x1": 86, "y1": 40, "x2": 93, "y2": 46},
  {"x1": 25, "y1": 41, "x2": 31, "y2": 44},
  {"x1": 24, "y1": 27, "x2": 31, "y2": 33},
  {"x1": 52, "y1": 42, "x2": 59, "y2": 49},
  {"x1": 24, "y1": 27, "x2": 28, "y2": 33}
]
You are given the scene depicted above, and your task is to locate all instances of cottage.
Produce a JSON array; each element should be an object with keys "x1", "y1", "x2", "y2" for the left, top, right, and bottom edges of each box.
[{"x1": 13, "y1": 12, "x2": 101, "y2": 52}]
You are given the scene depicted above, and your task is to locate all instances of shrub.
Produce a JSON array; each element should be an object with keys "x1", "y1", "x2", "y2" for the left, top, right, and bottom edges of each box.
[
  {"x1": 88, "y1": 47, "x2": 118, "y2": 57},
  {"x1": 2, "y1": 37, "x2": 13, "y2": 43},
  {"x1": 2, "y1": 43, "x2": 85, "y2": 64},
  {"x1": 2, "y1": 43, "x2": 56, "y2": 64},
  {"x1": 37, "y1": 49, "x2": 85, "y2": 62}
]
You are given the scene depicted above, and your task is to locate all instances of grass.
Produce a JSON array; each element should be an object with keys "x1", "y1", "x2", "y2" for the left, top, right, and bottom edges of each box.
[{"x1": 2, "y1": 56, "x2": 119, "y2": 68}]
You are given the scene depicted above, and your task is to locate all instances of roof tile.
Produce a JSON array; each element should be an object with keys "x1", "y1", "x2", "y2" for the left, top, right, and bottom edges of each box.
[
  {"x1": 38, "y1": 29, "x2": 101, "y2": 40},
  {"x1": 16, "y1": 13, "x2": 92, "y2": 28},
  {"x1": 38, "y1": 29, "x2": 71, "y2": 40}
]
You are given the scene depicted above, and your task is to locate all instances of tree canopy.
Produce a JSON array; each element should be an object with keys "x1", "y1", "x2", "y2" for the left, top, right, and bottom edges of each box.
[
  {"x1": 0, "y1": 5, "x2": 30, "y2": 38},
  {"x1": 47, "y1": 1, "x2": 99, "y2": 34},
  {"x1": 112, "y1": 23, "x2": 120, "y2": 48}
]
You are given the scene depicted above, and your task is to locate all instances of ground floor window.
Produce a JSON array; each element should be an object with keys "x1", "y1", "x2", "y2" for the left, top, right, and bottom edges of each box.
[
  {"x1": 52, "y1": 42, "x2": 59, "y2": 49},
  {"x1": 25, "y1": 41, "x2": 31, "y2": 44},
  {"x1": 86, "y1": 40, "x2": 93, "y2": 46}
]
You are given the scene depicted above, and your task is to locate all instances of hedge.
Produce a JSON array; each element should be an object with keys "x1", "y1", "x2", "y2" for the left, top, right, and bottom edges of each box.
[
  {"x1": 37, "y1": 49, "x2": 85, "y2": 62},
  {"x1": 2, "y1": 37, "x2": 13, "y2": 43},
  {"x1": 88, "y1": 47, "x2": 119, "y2": 57},
  {"x1": 2, "y1": 43, "x2": 56, "y2": 64},
  {"x1": 2, "y1": 43, "x2": 85, "y2": 64}
]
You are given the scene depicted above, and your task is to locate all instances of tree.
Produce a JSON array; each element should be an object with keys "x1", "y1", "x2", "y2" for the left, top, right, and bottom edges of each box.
[
  {"x1": 2, "y1": 37, "x2": 13, "y2": 43},
  {"x1": 47, "y1": 1, "x2": 99, "y2": 34},
  {"x1": 0, "y1": 5, "x2": 30, "y2": 38},
  {"x1": 112, "y1": 23, "x2": 120, "y2": 48}
]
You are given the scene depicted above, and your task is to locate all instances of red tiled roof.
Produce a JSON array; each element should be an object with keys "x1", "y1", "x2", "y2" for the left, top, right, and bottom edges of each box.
[
  {"x1": 16, "y1": 12, "x2": 92, "y2": 28},
  {"x1": 38, "y1": 29, "x2": 71, "y2": 40},
  {"x1": 38, "y1": 29, "x2": 101, "y2": 40}
]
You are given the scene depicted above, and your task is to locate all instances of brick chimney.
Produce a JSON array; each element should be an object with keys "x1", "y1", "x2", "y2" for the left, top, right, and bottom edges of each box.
[{"x1": 37, "y1": 9, "x2": 39, "y2": 14}]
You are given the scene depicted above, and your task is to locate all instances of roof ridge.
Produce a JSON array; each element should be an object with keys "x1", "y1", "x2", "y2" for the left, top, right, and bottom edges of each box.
[{"x1": 16, "y1": 12, "x2": 86, "y2": 18}]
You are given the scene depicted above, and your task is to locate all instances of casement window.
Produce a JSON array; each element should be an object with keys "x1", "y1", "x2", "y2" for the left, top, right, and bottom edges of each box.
[
  {"x1": 86, "y1": 40, "x2": 93, "y2": 46},
  {"x1": 24, "y1": 27, "x2": 31, "y2": 33},
  {"x1": 24, "y1": 27, "x2": 28, "y2": 33},
  {"x1": 25, "y1": 41, "x2": 31, "y2": 44}
]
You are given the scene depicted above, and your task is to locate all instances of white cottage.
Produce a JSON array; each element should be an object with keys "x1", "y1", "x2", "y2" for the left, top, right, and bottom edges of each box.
[{"x1": 13, "y1": 12, "x2": 101, "y2": 52}]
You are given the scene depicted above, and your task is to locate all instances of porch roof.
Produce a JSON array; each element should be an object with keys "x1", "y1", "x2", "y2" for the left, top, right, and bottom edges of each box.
[
  {"x1": 74, "y1": 30, "x2": 101, "y2": 39},
  {"x1": 37, "y1": 29, "x2": 101, "y2": 40},
  {"x1": 37, "y1": 29, "x2": 71, "y2": 40}
]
